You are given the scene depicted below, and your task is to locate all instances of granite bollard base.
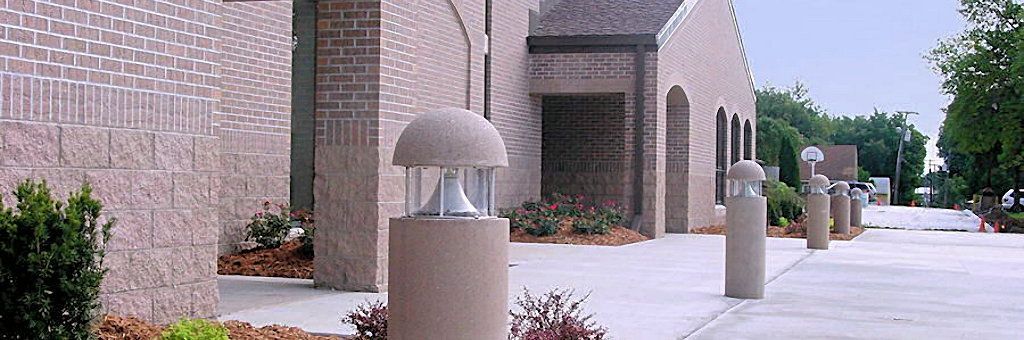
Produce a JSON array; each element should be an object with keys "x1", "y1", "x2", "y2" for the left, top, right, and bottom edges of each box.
[
  {"x1": 807, "y1": 194, "x2": 830, "y2": 250},
  {"x1": 388, "y1": 217, "x2": 509, "y2": 340},
  {"x1": 831, "y1": 195, "x2": 851, "y2": 235},
  {"x1": 725, "y1": 196, "x2": 767, "y2": 299},
  {"x1": 851, "y1": 198, "x2": 863, "y2": 228}
]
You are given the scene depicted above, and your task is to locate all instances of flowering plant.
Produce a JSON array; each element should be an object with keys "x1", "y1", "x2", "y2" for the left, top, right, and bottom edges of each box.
[
  {"x1": 501, "y1": 193, "x2": 625, "y2": 236},
  {"x1": 509, "y1": 288, "x2": 607, "y2": 340},
  {"x1": 244, "y1": 201, "x2": 293, "y2": 249}
]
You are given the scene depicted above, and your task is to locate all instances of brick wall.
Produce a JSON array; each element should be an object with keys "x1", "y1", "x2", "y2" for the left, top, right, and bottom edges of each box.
[
  {"x1": 491, "y1": 0, "x2": 542, "y2": 208},
  {"x1": 528, "y1": 51, "x2": 664, "y2": 237},
  {"x1": 657, "y1": 0, "x2": 757, "y2": 230},
  {"x1": 0, "y1": 0, "x2": 292, "y2": 322},
  {"x1": 217, "y1": 1, "x2": 292, "y2": 254},
  {"x1": 541, "y1": 94, "x2": 628, "y2": 205}
]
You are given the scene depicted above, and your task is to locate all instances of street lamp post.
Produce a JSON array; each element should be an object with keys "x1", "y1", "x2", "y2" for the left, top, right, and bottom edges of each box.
[{"x1": 893, "y1": 111, "x2": 918, "y2": 205}]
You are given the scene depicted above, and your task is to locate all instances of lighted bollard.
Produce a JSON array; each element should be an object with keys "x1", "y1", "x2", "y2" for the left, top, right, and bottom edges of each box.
[
  {"x1": 807, "y1": 175, "x2": 831, "y2": 250},
  {"x1": 725, "y1": 160, "x2": 767, "y2": 299},
  {"x1": 830, "y1": 182, "x2": 851, "y2": 235},
  {"x1": 389, "y1": 108, "x2": 510, "y2": 339},
  {"x1": 850, "y1": 188, "x2": 864, "y2": 228}
]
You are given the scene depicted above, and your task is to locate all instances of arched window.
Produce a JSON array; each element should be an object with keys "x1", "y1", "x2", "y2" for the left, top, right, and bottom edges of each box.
[
  {"x1": 730, "y1": 114, "x2": 741, "y2": 165},
  {"x1": 716, "y1": 109, "x2": 728, "y2": 204},
  {"x1": 744, "y1": 120, "x2": 753, "y2": 160}
]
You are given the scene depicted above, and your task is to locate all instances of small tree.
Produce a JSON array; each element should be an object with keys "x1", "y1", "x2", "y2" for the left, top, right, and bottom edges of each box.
[
  {"x1": 779, "y1": 137, "x2": 801, "y2": 189},
  {"x1": 0, "y1": 180, "x2": 113, "y2": 338}
]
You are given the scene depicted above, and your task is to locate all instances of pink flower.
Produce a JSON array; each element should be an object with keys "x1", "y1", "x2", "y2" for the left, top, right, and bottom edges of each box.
[{"x1": 549, "y1": 204, "x2": 559, "y2": 210}]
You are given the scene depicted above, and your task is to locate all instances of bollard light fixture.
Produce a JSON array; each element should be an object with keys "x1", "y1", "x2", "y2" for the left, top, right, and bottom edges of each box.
[
  {"x1": 831, "y1": 181, "x2": 850, "y2": 197},
  {"x1": 809, "y1": 175, "x2": 830, "y2": 195},
  {"x1": 728, "y1": 161, "x2": 766, "y2": 198},
  {"x1": 393, "y1": 108, "x2": 508, "y2": 218}
]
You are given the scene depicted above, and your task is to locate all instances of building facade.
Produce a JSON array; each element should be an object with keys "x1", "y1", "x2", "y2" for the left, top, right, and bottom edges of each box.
[{"x1": 0, "y1": 0, "x2": 754, "y2": 322}]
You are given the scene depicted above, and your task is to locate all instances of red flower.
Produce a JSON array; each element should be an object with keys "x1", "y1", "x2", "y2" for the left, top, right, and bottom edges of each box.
[{"x1": 549, "y1": 204, "x2": 559, "y2": 210}]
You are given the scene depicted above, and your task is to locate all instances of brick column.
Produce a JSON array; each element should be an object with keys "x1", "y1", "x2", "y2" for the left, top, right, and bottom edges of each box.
[{"x1": 313, "y1": 0, "x2": 388, "y2": 292}]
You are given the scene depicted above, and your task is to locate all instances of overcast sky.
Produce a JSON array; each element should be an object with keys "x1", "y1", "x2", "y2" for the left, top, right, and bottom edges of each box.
[{"x1": 734, "y1": 0, "x2": 967, "y2": 169}]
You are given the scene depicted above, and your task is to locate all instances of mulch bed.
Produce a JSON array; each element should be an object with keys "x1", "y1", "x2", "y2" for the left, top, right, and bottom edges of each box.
[
  {"x1": 97, "y1": 315, "x2": 345, "y2": 339},
  {"x1": 511, "y1": 225, "x2": 650, "y2": 246},
  {"x1": 691, "y1": 225, "x2": 865, "y2": 241},
  {"x1": 218, "y1": 240, "x2": 313, "y2": 279}
]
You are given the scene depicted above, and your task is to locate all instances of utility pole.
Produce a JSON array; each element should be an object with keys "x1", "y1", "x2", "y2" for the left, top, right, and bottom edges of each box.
[{"x1": 893, "y1": 111, "x2": 918, "y2": 205}]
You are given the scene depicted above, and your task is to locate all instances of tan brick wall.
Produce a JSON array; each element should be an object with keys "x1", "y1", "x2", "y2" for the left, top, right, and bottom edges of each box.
[
  {"x1": 491, "y1": 0, "x2": 542, "y2": 208},
  {"x1": 657, "y1": 0, "x2": 757, "y2": 230},
  {"x1": 1, "y1": 0, "x2": 291, "y2": 323},
  {"x1": 217, "y1": 1, "x2": 293, "y2": 254}
]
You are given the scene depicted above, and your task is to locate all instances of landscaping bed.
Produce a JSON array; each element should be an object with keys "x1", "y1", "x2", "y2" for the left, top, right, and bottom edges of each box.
[
  {"x1": 511, "y1": 222, "x2": 649, "y2": 246},
  {"x1": 691, "y1": 225, "x2": 865, "y2": 241},
  {"x1": 217, "y1": 240, "x2": 313, "y2": 279},
  {"x1": 503, "y1": 194, "x2": 649, "y2": 246},
  {"x1": 97, "y1": 315, "x2": 344, "y2": 339}
]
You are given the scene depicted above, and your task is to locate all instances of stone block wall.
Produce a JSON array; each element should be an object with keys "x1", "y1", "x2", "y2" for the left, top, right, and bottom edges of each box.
[{"x1": 0, "y1": 0, "x2": 292, "y2": 323}]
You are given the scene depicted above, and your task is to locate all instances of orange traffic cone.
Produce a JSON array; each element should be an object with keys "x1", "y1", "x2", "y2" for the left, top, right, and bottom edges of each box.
[
  {"x1": 877, "y1": 199, "x2": 882, "y2": 206},
  {"x1": 979, "y1": 217, "x2": 987, "y2": 232},
  {"x1": 994, "y1": 221, "x2": 1001, "y2": 234},
  {"x1": 953, "y1": 204, "x2": 960, "y2": 210},
  {"x1": 910, "y1": 201, "x2": 917, "y2": 207}
]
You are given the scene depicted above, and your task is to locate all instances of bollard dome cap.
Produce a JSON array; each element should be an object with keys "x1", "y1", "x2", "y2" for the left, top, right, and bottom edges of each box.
[
  {"x1": 850, "y1": 188, "x2": 863, "y2": 197},
  {"x1": 809, "y1": 174, "x2": 830, "y2": 187},
  {"x1": 393, "y1": 107, "x2": 509, "y2": 168},
  {"x1": 726, "y1": 160, "x2": 766, "y2": 181},
  {"x1": 833, "y1": 181, "x2": 850, "y2": 192}
]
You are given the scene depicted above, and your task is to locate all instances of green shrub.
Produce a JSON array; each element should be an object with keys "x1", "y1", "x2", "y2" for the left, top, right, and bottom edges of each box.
[
  {"x1": 777, "y1": 217, "x2": 791, "y2": 228},
  {"x1": 245, "y1": 201, "x2": 293, "y2": 249},
  {"x1": 160, "y1": 318, "x2": 229, "y2": 340},
  {"x1": 766, "y1": 180, "x2": 804, "y2": 227},
  {"x1": 500, "y1": 193, "x2": 626, "y2": 236},
  {"x1": 0, "y1": 180, "x2": 113, "y2": 338},
  {"x1": 342, "y1": 300, "x2": 388, "y2": 340}
]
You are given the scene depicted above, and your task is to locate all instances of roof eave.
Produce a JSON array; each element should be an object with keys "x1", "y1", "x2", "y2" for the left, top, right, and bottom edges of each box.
[{"x1": 527, "y1": 34, "x2": 658, "y2": 54}]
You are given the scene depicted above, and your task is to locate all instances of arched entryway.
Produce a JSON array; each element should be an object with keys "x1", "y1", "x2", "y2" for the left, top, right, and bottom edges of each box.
[
  {"x1": 666, "y1": 86, "x2": 690, "y2": 233},
  {"x1": 716, "y1": 108, "x2": 728, "y2": 204},
  {"x1": 743, "y1": 119, "x2": 753, "y2": 160}
]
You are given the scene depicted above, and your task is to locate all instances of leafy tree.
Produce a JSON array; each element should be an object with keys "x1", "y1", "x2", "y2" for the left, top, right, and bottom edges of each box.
[
  {"x1": 929, "y1": 0, "x2": 1024, "y2": 211},
  {"x1": 778, "y1": 136, "x2": 801, "y2": 189},
  {"x1": 756, "y1": 116, "x2": 803, "y2": 166},
  {"x1": 755, "y1": 83, "x2": 833, "y2": 145},
  {"x1": 832, "y1": 111, "x2": 928, "y2": 204}
]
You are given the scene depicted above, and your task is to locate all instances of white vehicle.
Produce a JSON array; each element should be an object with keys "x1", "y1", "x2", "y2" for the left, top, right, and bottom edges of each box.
[{"x1": 1003, "y1": 189, "x2": 1024, "y2": 209}]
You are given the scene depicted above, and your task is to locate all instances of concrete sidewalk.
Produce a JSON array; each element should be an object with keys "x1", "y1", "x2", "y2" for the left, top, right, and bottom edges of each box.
[
  {"x1": 219, "y1": 234, "x2": 816, "y2": 337},
  {"x1": 218, "y1": 229, "x2": 1024, "y2": 339},
  {"x1": 862, "y1": 205, "x2": 987, "y2": 232}
]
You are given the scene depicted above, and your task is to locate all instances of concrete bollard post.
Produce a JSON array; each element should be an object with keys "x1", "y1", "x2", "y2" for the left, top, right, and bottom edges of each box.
[
  {"x1": 389, "y1": 108, "x2": 510, "y2": 339},
  {"x1": 724, "y1": 160, "x2": 767, "y2": 299},
  {"x1": 830, "y1": 182, "x2": 851, "y2": 235},
  {"x1": 806, "y1": 175, "x2": 831, "y2": 250},
  {"x1": 850, "y1": 188, "x2": 864, "y2": 228}
]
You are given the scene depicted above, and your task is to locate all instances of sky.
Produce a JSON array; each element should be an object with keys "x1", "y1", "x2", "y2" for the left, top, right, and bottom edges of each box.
[{"x1": 733, "y1": 0, "x2": 967, "y2": 169}]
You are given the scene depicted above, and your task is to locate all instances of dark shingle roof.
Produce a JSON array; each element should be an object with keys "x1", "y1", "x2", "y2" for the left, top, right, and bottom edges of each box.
[{"x1": 533, "y1": 0, "x2": 685, "y2": 37}]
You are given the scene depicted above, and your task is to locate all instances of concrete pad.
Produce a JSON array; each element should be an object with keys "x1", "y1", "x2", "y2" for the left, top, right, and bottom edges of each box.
[
  {"x1": 688, "y1": 229, "x2": 1024, "y2": 340},
  {"x1": 219, "y1": 235, "x2": 813, "y2": 337},
  {"x1": 219, "y1": 229, "x2": 1024, "y2": 339},
  {"x1": 862, "y1": 205, "x2": 987, "y2": 232}
]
